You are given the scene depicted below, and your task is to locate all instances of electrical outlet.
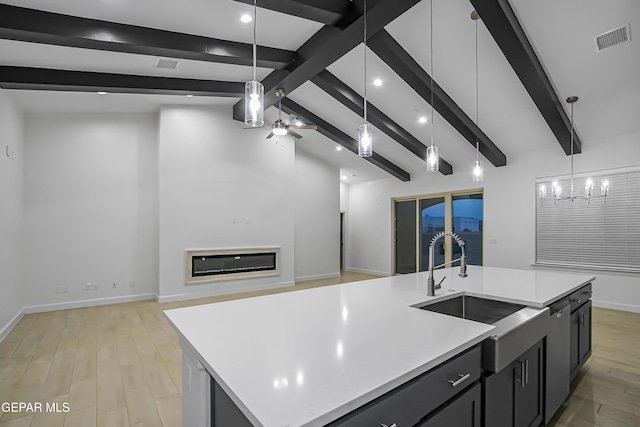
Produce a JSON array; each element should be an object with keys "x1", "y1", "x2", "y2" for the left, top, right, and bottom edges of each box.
[
  {"x1": 55, "y1": 285, "x2": 62, "y2": 294},
  {"x1": 112, "y1": 282, "x2": 117, "y2": 289},
  {"x1": 93, "y1": 282, "x2": 98, "y2": 291},
  {"x1": 62, "y1": 285, "x2": 69, "y2": 294},
  {"x1": 86, "y1": 283, "x2": 91, "y2": 291}
]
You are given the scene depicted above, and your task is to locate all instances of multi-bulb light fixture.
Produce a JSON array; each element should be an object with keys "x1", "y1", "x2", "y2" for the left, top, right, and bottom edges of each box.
[{"x1": 538, "y1": 96, "x2": 609, "y2": 210}]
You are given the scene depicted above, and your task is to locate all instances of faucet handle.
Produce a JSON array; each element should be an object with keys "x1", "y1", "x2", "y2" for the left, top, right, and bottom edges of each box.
[{"x1": 435, "y1": 276, "x2": 446, "y2": 289}]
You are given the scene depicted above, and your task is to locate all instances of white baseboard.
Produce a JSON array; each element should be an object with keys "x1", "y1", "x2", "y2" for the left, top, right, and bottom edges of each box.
[
  {"x1": 0, "y1": 308, "x2": 25, "y2": 343},
  {"x1": 295, "y1": 273, "x2": 341, "y2": 282},
  {"x1": 23, "y1": 293, "x2": 156, "y2": 314},
  {"x1": 345, "y1": 267, "x2": 390, "y2": 277},
  {"x1": 156, "y1": 281, "x2": 295, "y2": 304},
  {"x1": 592, "y1": 299, "x2": 640, "y2": 313}
]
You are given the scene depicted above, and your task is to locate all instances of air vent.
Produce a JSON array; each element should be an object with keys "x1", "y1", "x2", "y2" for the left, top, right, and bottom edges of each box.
[
  {"x1": 155, "y1": 58, "x2": 179, "y2": 69},
  {"x1": 594, "y1": 24, "x2": 631, "y2": 52}
]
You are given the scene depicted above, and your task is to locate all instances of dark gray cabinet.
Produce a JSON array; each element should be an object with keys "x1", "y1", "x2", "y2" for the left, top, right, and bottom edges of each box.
[
  {"x1": 417, "y1": 382, "x2": 481, "y2": 427},
  {"x1": 484, "y1": 340, "x2": 544, "y2": 427},
  {"x1": 570, "y1": 299, "x2": 592, "y2": 380}
]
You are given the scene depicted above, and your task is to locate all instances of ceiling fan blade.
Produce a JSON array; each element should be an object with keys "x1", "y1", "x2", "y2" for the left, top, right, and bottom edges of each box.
[
  {"x1": 286, "y1": 124, "x2": 317, "y2": 130},
  {"x1": 243, "y1": 126, "x2": 267, "y2": 130},
  {"x1": 288, "y1": 130, "x2": 303, "y2": 139},
  {"x1": 266, "y1": 132, "x2": 275, "y2": 139}
]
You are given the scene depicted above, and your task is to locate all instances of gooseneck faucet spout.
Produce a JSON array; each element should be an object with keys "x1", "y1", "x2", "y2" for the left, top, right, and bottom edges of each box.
[{"x1": 427, "y1": 231, "x2": 468, "y2": 296}]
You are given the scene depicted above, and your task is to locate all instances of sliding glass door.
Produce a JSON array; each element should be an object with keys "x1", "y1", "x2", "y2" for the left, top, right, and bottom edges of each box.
[{"x1": 394, "y1": 190, "x2": 483, "y2": 275}]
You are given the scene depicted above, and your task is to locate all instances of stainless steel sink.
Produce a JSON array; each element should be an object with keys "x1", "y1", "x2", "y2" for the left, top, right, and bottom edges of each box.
[
  {"x1": 413, "y1": 295, "x2": 550, "y2": 372},
  {"x1": 415, "y1": 295, "x2": 525, "y2": 324}
]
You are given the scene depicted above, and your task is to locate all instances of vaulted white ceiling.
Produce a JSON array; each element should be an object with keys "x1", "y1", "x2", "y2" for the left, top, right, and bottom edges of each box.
[{"x1": 0, "y1": 0, "x2": 638, "y2": 184}]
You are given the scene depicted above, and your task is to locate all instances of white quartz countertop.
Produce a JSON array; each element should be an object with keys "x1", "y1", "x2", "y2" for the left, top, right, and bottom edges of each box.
[{"x1": 164, "y1": 266, "x2": 594, "y2": 427}]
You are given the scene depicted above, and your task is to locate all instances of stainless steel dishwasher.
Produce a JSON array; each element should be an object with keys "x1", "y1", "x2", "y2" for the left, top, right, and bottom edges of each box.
[{"x1": 545, "y1": 297, "x2": 571, "y2": 424}]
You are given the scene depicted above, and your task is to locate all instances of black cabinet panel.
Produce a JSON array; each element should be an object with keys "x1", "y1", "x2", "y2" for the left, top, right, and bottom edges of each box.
[
  {"x1": 417, "y1": 382, "x2": 482, "y2": 427},
  {"x1": 579, "y1": 301, "x2": 592, "y2": 365}
]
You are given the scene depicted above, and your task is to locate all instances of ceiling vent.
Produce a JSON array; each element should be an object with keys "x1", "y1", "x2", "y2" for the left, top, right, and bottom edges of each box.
[
  {"x1": 155, "y1": 58, "x2": 179, "y2": 69},
  {"x1": 594, "y1": 24, "x2": 631, "y2": 52}
]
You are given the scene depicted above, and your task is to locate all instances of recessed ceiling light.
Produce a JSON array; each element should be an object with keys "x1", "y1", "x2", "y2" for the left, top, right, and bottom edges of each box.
[
  {"x1": 240, "y1": 14, "x2": 252, "y2": 23},
  {"x1": 373, "y1": 79, "x2": 382, "y2": 87},
  {"x1": 97, "y1": 91, "x2": 107, "y2": 95},
  {"x1": 418, "y1": 117, "x2": 427, "y2": 124},
  {"x1": 336, "y1": 146, "x2": 343, "y2": 151},
  {"x1": 296, "y1": 121, "x2": 303, "y2": 127}
]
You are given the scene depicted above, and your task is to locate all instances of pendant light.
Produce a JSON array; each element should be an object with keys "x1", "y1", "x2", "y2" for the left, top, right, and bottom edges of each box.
[
  {"x1": 471, "y1": 11, "x2": 483, "y2": 182},
  {"x1": 244, "y1": 0, "x2": 264, "y2": 127},
  {"x1": 357, "y1": 0, "x2": 372, "y2": 157},
  {"x1": 426, "y1": 0, "x2": 438, "y2": 172}
]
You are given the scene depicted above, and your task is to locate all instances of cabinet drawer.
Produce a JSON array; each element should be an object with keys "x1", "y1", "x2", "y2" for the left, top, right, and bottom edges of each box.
[
  {"x1": 329, "y1": 345, "x2": 482, "y2": 427},
  {"x1": 569, "y1": 283, "x2": 592, "y2": 312}
]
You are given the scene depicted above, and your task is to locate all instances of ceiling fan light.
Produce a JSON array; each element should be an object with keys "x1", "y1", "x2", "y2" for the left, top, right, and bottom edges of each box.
[{"x1": 273, "y1": 122, "x2": 287, "y2": 136}]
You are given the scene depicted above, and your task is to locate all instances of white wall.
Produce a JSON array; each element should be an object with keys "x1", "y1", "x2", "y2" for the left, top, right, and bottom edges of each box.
[
  {"x1": 294, "y1": 147, "x2": 340, "y2": 281},
  {"x1": 346, "y1": 131, "x2": 640, "y2": 311},
  {"x1": 157, "y1": 106, "x2": 296, "y2": 301},
  {"x1": 23, "y1": 113, "x2": 159, "y2": 310},
  {"x1": 0, "y1": 90, "x2": 25, "y2": 338}
]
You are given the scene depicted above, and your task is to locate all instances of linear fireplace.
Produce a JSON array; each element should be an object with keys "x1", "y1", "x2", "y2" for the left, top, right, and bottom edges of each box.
[{"x1": 185, "y1": 247, "x2": 280, "y2": 284}]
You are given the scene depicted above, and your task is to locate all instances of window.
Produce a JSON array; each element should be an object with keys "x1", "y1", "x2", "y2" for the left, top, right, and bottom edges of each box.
[
  {"x1": 535, "y1": 167, "x2": 640, "y2": 272},
  {"x1": 394, "y1": 190, "x2": 483, "y2": 275}
]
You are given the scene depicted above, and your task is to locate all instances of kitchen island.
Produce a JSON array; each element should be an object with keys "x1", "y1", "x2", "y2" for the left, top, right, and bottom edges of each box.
[{"x1": 164, "y1": 266, "x2": 595, "y2": 427}]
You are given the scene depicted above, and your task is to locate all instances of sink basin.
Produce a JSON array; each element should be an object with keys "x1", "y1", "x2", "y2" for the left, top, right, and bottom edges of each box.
[
  {"x1": 413, "y1": 295, "x2": 550, "y2": 372},
  {"x1": 415, "y1": 295, "x2": 525, "y2": 324}
]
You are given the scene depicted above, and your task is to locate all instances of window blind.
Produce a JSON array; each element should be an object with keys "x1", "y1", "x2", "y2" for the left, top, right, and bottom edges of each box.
[{"x1": 535, "y1": 168, "x2": 640, "y2": 272}]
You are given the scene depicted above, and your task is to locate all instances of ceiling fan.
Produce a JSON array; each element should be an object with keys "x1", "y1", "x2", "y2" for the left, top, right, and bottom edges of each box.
[{"x1": 245, "y1": 88, "x2": 317, "y2": 139}]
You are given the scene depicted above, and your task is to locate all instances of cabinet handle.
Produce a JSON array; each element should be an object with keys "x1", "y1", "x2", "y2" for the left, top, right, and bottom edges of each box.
[
  {"x1": 447, "y1": 373, "x2": 471, "y2": 388},
  {"x1": 570, "y1": 298, "x2": 582, "y2": 305},
  {"x1": 579, "y1": 311, "x2": 585, "y2": 326},
  {"x1": 515, "y1": 362, "x2": 526, "y2": 388},
  {"x1": 582, "y1": 291, "x2": 593, "y2": 298},
  {"x1": 525, "y1": 359, "x2": 529, "y2": 385}
]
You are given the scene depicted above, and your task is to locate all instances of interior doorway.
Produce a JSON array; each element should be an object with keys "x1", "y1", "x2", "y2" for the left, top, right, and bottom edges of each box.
[{"x1": 340, "y1": 212, "x2": 345, "y2": 272}]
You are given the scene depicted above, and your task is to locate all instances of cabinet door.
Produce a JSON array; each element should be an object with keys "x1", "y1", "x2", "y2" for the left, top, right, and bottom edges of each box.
[
  {"x1": 570, "y1": 309, "x2": 580, "y2": 378},
  {"x1": 578, "y1": 301, "x2": 592, "y2": 365},
  {"x1": 417, "y1": 382, "x2": 481, "y2": 427},
  {"x1": 514, "y1": 341, "x2": 543, "y2": 427},
  {"x1": 484, "y1": 365, "x2": 514, "y2": 427}
]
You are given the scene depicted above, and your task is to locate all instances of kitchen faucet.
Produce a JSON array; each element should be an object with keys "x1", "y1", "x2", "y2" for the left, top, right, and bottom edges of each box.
[{"x1": 427, "y1": 231, "x2": 468, "y2": 296}]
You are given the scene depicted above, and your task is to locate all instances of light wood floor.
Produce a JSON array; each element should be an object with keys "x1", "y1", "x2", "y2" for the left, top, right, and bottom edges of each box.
[{"x1": 1, "y1": 274, "x2": 639, "y2": 427}]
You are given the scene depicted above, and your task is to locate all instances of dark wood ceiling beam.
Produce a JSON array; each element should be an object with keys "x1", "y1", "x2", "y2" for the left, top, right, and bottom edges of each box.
[
  {"x1": 369, "y1": 30, "x2": 507, "y2": 167},
  {"x1": 281, "y1": 98, "x2": 410, "y2": 182},
  {"x1": 0, "y1": 4, "x2": 294, "y2": 69},
  {"x1": 0, "y1": 66, "x2": 244, "y2": 97},
  {"x1": 232, "y1": 0, "x2": 350, "y2": 26},
  {"x1": 469, "y1": 0, "x2": 580, "y2": 155},
  {"x1": 312, "y1": 70, "x2": 453, "y2": 175},
  {"x1": 232, "y1": 0, "x2": 421, "y2": 121}
]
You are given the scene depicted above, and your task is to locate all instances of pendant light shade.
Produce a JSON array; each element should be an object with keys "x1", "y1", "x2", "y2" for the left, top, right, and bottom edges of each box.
[
  {"x1": 358, "y1": 123, "x2": 373, "y2": 157},
  {"x1": 471, "y1": 10, "x2": 483, "y2": 182},
  {"x1": 244, "y1": 0, "x2": 263, "y2": 127},
  {"x1": 426, "y1": 145, "x2": 439, "y2": 172},
  {"x1": 357, "y1": 0, "x2": 372, "y2": 158},
  {"x1": 245, "y1": 80, "x2": 264, "y2": 127},
  {"x1": 427, "y1": 0, "x2": 438, "y2": 172},
  {"x1": 472, "y1": 160, "x2": 483, "y2": 181}
]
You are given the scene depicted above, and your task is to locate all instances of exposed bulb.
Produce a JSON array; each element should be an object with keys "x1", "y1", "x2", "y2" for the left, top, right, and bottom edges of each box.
[
  {"x1": 249, "y1": 94, "x2": 260, "y2": 118},
  {"x1": 244, "y1": 81, "x2": 264, "y2": 127},
  {"x1": 601, "y1": 179, "x2": 610, "y2": 196},
  {"x1": 585, "y1": 178, "x2": 593, "y2": 196},
  {"x1": 539, "y1": 183, "x2": 547, "y2": 198}
]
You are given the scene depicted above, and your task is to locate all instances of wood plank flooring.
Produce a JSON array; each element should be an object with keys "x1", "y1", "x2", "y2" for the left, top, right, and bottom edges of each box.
[{"x1": 1, "y1": 273, "x2": 639, "y2": 427}]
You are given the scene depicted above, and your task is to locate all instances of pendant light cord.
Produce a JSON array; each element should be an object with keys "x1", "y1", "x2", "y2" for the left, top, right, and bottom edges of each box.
[
  {"x1": 363, "y1": 0, "x2": 368, "y2": 123},
  {"x1": 430, "y1": 0, "x2": 434, "y2": 148},
  {"x1": 253, "y1": 0, "x2": 257, "y2": 81}
]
